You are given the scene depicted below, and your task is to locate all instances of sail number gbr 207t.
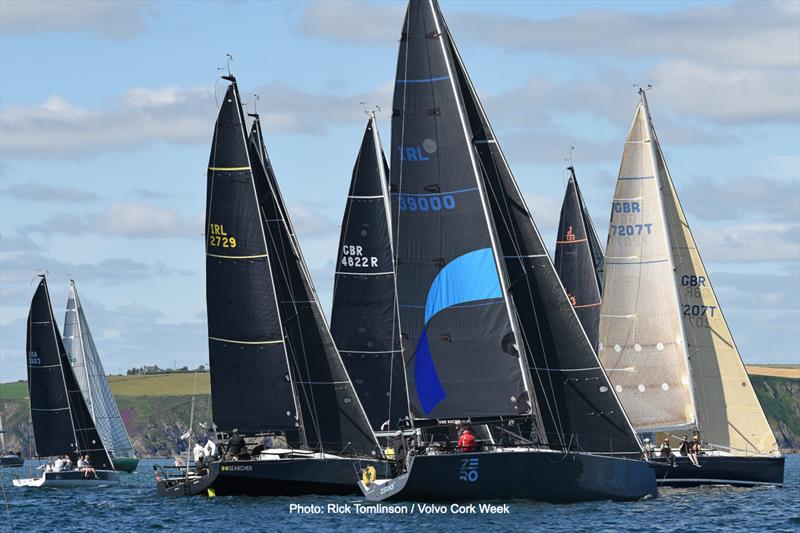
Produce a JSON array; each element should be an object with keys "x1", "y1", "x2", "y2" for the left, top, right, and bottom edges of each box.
[{"x1": 208, "y1": 223, "x2": 237, "y2": 249}]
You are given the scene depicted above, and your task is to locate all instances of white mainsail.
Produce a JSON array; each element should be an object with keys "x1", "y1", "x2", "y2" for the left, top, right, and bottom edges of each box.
[
  {"x1": 601, "y1": 90, "x2": 779, "y2": 457},
  {"x1": 653, "y1": 129, "x2": 779, "y2": 456},
  {"x1": 599, "y1": 95, "x2": 696, "y2": 432},
  {"x1": 63, "y1": 281, "x2": 136, "y2": 462}
]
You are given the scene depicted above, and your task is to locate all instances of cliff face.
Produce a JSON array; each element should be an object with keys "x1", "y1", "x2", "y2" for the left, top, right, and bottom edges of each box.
[
  {"x1": 2, "y1": 374, "x2": 798, "y2": 456},
  {"x1": 751, "y1": 375, "x2": 800, "y2": 452},
  {"x1": 0, "y1": 395, "x2": 213, "y2": 458}
]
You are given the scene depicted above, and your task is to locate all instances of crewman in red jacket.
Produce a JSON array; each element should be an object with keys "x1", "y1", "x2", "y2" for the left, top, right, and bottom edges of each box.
[{"x1": 457, "y1": 427, "x2": 476, "y2": 452}]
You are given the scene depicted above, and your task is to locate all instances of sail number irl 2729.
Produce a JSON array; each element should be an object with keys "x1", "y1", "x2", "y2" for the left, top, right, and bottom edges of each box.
[{"x1": 208, "y1": 223, "x2": 237, "y2": 248}]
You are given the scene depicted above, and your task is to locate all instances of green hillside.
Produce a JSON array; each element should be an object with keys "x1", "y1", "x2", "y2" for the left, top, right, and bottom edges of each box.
[{"x1": 1, "y1": 371, "x2": 798, "y2": 456}]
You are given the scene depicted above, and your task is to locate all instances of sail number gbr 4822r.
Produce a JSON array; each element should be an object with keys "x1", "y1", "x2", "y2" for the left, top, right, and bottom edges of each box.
[
  {"x1": 208, "y1": 223, "x2": 237, "y2": 248},
  {"x1": 341, "y1": 244, "x2": 378, "y2": 268}
]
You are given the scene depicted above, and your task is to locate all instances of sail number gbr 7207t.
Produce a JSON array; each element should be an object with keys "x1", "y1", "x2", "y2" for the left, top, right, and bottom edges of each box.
[{"x1": 208, "y1": 224, "x2": 237, "y2": 249}]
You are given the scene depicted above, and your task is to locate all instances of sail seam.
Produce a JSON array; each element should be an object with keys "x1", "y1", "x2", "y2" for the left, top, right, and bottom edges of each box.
[
  {"x1": 206, "y1": 253, "x2": 268, "y2": 259},
  {"x1": 208, "y1": 166, "x2": 251, "y2": 171},
  {"x1": 334, "y1": 271, "x2": 394, "y2": 276},
  {"x1": 208, "y1": 336, "x2": 283, "y2": 345}
]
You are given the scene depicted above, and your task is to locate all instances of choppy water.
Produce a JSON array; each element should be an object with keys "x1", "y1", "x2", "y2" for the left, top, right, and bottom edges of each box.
[{"x1": 1, "y1": 455, "x2": 798, "y2": 532}]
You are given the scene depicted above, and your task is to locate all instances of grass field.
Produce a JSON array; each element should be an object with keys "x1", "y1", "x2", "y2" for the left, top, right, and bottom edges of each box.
[
  {"x1": 1, "y1": 365, "x2": 795, "y2": 400},
  {"x1": 0, "y1": 372, "x2": 211, "y2": 400},
  {"x1": 746, "y1": 365, "x2": 800, "y2": 379}
]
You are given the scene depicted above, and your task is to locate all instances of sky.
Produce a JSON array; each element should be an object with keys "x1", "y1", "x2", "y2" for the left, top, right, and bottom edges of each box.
[{"x1": 0, "y1": 0, "x2": 798, "y2": 382}]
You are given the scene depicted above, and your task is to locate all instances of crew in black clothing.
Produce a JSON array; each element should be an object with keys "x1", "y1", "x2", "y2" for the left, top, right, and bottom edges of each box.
[
  {"x1": 226, "y1": 428, "x2": 247, "y2": 460},
  {"x1": 679, "y1": 435, "x2": 690, "y2": 456}
]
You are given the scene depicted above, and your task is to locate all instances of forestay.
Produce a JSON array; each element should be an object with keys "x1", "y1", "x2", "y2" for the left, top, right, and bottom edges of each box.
[
  {"x1": 442, "y1": 4, "x2": 641, "y2": 454},
  {"x1": 599, "y1": 94, "x2": 696, "y2": 432},
  {"x1": 654, "y1": 120, "x2": 778, "y2": 456},
  {"x1": 63, "y1": 281, "x2": 136, "y2": 461},
  {"x1": 330, "y1": 115, "x2": 409, "y2": 432},
  {"x1": 249, "y1": 115, "x2": 381, "y2": 457}
]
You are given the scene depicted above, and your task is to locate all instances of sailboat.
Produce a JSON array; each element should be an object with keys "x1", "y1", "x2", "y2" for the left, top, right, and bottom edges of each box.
[
  {"x1": 330, "y1": 112, "x2": 410, "y2": 434},
  {"x1": 598, "y1": 89, "x2": 785, "y2": 487},
  {"x1": 358, "y1": 0, "x2": 656, "y2": 503},
  {"x1": 0, "y1": 415, "x2": 24, "y2": 467},
  {"x1": 63, "y1": 280, "x2": 138, "y2": 472},
  {"x1": 554, "y1": 166, "x2": 605, "y2": 350},
  {"x1": 13, "y1": 276, "x2": 120, "y2": 487},
  {"x1": 155, "y1": 76, "x2": 386, "y2": 497}
]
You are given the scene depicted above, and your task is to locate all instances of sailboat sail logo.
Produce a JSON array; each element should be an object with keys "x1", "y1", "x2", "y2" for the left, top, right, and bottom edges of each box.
[{"x1": 459, "y1": 458, "x2": 479, "y2": 482}]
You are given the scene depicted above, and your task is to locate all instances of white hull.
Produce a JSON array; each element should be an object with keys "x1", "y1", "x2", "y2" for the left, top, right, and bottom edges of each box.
[{"x1": 13, "y1": 469, "x2": 120, "y2": 488}]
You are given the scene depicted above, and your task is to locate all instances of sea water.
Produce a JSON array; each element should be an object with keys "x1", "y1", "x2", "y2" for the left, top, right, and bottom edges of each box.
[{"x1": 2, "y1": 455, "x2": 798, "y2": 532}]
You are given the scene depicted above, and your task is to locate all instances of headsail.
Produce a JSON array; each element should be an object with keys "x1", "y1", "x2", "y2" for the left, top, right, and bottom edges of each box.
[
  {"x1": 330, "y1": 115, "x2": 409, "y2": 432},
  {"x1": 653, "y1": 103, "x2": 778, "y2": 456},
  {"x1": 249, "y1": 114, "x2": 381, "y2": 456},
  {"x1": 26, "y1": 276, "x2": 112, "y2": 468},
  {"x1": 63, "y1": 281, "x2": 136, "y2": 462},
  {"x1": 205, "y1": 78, "x2": 299, "y2": 435},
  {"x1": 391, "y1": 0, "x2": 531, "y2": 422},
  {"x1": 440, "y1": 1, "x2": 641, "y2": 454},
  {"x1": 599, "y1": 92, "x2": 696, "y2": 432},
  {"x1": 554, "y1": 168, "x2": 604, "y2": 350}
]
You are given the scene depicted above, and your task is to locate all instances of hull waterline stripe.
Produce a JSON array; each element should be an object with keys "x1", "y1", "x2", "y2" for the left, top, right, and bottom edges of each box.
[
  {"x1": 206, "y1": 253, "x2": 268, "y2": 259},
  {"x1": 208, "y1": 336, "x2": 283, "y2": 345},
  {"x1": 658, "y1": 478, "x2": 781, "y2": 487},
  {"x1": 208, "y1": 166, "x2": 251, "y2": 171}
]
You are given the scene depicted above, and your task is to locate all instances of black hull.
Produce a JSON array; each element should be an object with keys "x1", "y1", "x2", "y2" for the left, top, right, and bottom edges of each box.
[
  {"x1": 650, "y1": 455, "x2": 785, "y2": 487},
  {"x1": 363, "y1": 450, "x2": 657, "y2": 503},
  {"x1": 156, "y1": 457, "x2": 389, "y2": 497}
]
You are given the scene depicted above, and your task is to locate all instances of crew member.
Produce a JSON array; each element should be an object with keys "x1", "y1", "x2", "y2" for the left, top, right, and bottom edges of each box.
[
  {"x1": 226, "y1": 428, "x2": 247, "y2": 460},
  {"x1": 688, "y1": 435, "x2": 702, "y2": 467},
  {"x1": 457, "y1": 427, "x2": 476, "y2": 453},
  {"x1": 643, "y1": 438, "x2": 654, "y2": 459},
  {"x1": 679, "y1": 435, "x2": 690, "y2": 456},
  {"x1": 660, "y1": 437, "x2": 677, "y2": 467}
]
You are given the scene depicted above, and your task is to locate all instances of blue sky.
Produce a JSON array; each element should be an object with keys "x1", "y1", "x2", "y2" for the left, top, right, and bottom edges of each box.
[{"x1": 1, "y1": 0, "x2": 798, "y2": 382}]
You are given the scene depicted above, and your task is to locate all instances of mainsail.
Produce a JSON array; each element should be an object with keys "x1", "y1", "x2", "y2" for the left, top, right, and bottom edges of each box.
[
  {"x1": 439, "y1": 1, "x2": 641, "y2": 454},
  {"x1": 248, "y1": 113, "x2": 381, "y2": 456},
  {"x1": 63, "y1": 281, "x2": 136, "y2": 462},
  {"x1": 330, "y1": 114, "x2": 409, "y2": 432},
  {"x1": 205, "y1": 77, "x2": 299, "y2": 435},
  {"x1": 391, "y1": 0, "x2": 531, "y2": 422},
  {"x1": 653, "y1": 98, "x2": 778, "y2": 455},
  {"x1": 554, "y1": 168, "x2": 604, "y2": 350},
  {"x1": 26, "y1": 276, "x2": 112, "y2": 469},
  {"x1": 599, "y1": 91, "x2": 697, "y2": 432}
]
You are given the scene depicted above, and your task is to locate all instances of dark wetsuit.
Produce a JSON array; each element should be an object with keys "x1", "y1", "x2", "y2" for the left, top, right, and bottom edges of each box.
[{"x1": 226, "y1": 434, "x2": 246, "y2": 457}]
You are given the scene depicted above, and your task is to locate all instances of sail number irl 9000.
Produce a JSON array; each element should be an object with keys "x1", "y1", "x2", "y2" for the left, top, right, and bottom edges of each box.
[{"x1": 208, "y1": 223, "x2": 237, "y2": 248}]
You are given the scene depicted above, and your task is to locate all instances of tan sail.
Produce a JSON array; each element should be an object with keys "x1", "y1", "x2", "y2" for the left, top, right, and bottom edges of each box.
[
  {"x1": 599, "y1": 101, "x2": 696, "y2": 431},
  {"x1": 654, "y1": 139, "x2": 780, "y2": 456}
]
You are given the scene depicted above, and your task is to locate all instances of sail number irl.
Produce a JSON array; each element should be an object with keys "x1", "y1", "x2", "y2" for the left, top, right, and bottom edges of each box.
[
  {"x1": 208, "y1": 224, "x2": 237, "y2": 248},
  {"x1": 341, "y1": 244, "x2": 378, "y2": 268}
]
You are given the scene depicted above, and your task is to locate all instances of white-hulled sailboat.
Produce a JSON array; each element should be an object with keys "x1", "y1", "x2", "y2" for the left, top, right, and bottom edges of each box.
[
  {"x1": 13, "y1": 276, "x2": 120, "y2": 488},
  {"x1": 598, "y1": 89, "x2": 784, "y2": 487}
]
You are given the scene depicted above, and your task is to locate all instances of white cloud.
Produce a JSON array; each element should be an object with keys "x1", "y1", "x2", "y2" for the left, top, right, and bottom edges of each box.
[
  {"x1": 679, "y1": 176, "x2": 799, "y2": 222},
  {"x1": 0, "y1": 0, "x2": 152, "y2": 39},
  {"x1": 297, "y1": 1, "x2": 403, "y2": 45},
  {"x1": 24, "y1": 202, "x2": 202, "y2": 239},
  {"x1": 694, "y1": 222, "x2": 800, "y2": 263},
  {"x1": 2, "y1": 182, "x2": 98, "y2": 203}
]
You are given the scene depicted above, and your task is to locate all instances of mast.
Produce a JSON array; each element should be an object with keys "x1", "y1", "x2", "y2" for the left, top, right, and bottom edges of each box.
[
  {"x1": 330, "y1": 113, "x2": 410, "y2": 432},
  {"x1": 639, "y1": 89, "x2": 699, "y2": 430}
]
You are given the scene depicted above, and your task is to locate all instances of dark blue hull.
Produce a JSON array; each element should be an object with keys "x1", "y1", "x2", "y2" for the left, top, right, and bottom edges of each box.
[
  {"x1": 649, "y1": 455, "x2": 785, "y2": 487},
  {"x1": 362, "y1": 450, "x2": 657, "y2": 503}
]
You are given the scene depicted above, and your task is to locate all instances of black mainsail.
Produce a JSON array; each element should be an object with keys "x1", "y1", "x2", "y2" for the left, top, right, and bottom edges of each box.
[
  {"x1": 26, "y1": 276, "x2": 112, "y2": 469},
  {"x1": 330, "y1": 114, "x2": 409, "y2": 432},
  {"x1": 418, "y1": 0, "x2": 641, "y2": 455},
  {"x1": 248, "y1": 113, "x2": 381, "y2": 457},
  {"x1": 553, "y1": 168, "x2": 604, "y2": 350},
  {"x1": 391, "y1": 0, "x2": 532, "y2": 423},
  {"x1": 205, "y1": 78, "x2": 299, "y2": 435}
]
